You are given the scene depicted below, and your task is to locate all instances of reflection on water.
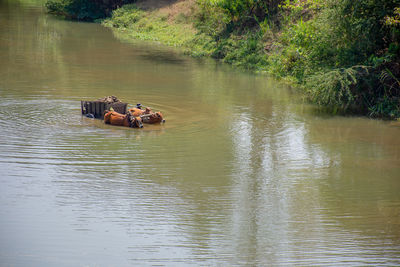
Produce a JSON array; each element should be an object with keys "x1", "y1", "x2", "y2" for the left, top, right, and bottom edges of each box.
[
  {"x1": 0, "y1": 0, "x2": 400, "y2": 266},
  {"x1": 138, "y1": 49, "x2": 189, "y2": 65}
]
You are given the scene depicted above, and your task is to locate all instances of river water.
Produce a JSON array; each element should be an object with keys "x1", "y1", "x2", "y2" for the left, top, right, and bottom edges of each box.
[{"x1": 1, "y1": 0, "x2": 400, "y2": 266}]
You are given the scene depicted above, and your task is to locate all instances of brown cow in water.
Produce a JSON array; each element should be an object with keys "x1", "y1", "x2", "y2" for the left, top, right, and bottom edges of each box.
[
  {"x1": 128, "y1": 107, "x2": 152, "y2": 117},
  {"x1": 104, "y1": 111, "x2": 143, "y2": 128},
  {"x1": 141, "y1": 112, "x2": 165, "y2": 124},
  {"x1": 128, "y1": 107, "x2": 165, "y2": 124}
]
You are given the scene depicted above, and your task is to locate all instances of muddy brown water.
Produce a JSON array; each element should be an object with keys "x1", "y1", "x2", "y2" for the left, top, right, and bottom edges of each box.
[{"x1": 1, "y1": 0, "x2": 400, "y2": 266}]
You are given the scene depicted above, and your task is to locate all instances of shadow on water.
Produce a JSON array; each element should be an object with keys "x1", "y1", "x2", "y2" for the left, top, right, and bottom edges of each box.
[{"x1": 138, "y1": 50, "x2": 188, "y2": 65}]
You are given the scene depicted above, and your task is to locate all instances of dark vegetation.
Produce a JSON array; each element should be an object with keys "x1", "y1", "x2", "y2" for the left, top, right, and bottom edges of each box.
[
  {"x1": 46, "y1": 0, "x2": 400, "y2": 118},
  {"x1": 45, "y1": 0, "x2": 135, "y2": 21}
]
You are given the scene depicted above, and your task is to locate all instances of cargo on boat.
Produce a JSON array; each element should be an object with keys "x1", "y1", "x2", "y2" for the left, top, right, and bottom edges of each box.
[{"x1": 81, "y1": 96, "x2": 127, "y2": 119}]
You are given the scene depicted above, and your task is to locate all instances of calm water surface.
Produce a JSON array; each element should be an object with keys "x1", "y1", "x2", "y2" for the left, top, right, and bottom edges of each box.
[{"x1": 1, "y1": 0, "x2": 400, "y2": 266}]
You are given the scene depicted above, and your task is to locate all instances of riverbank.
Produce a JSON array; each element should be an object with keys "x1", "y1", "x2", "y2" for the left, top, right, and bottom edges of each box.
[
  {"x1": 47, "y1": 0, "x2": 400, "y2": 119},
  {"x1": 102, "y1": 1, "x2": 199, "y2": 52}
]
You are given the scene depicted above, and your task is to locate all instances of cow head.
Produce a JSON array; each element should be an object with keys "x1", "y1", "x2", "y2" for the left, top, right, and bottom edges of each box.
[
  {"x1": 130, "y1": 116, "x2": 143, "y2": 128},
  {"x1": 156, "y1": 112, "x2": 165, "y2": 123}
]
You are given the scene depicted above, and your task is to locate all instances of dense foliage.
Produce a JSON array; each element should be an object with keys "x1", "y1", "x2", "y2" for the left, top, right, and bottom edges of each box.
[{"x1": 45, "y1": 0, "x2": 135, "y2": 21}]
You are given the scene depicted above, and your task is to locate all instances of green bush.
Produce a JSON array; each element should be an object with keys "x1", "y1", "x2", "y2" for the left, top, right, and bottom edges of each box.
[
  {"x1": 217, "y1": 32, "x2": 267, "y2": 70},
  {"x1": 217, "y1": 0, "x2": 284, "y2": 27},
  {"x1": 306, "y1": 67, "x2": 359, "y2": 109},
  {"x1": 324, "y1": 0, "x2": 400, "y2": 65},
  {"x1": 45, "y1": 0, "x2": 64, "y2": 14},
  {"x1": 106, "y1": 4, "x2": 144, "y2": 27},
  {"x1": 194, "y1": 1, "x2": 231, "y2": 39}
]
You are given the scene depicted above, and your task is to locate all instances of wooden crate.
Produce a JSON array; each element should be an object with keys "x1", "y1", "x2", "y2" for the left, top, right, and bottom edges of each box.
[{"x1": 81, "y1": 101, "x2": 128, "y2": 119}]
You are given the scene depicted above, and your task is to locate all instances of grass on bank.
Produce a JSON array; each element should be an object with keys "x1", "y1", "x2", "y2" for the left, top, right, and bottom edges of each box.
[{"x1": 102, "y1": 4, "x2": 197, "y2": 48}]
